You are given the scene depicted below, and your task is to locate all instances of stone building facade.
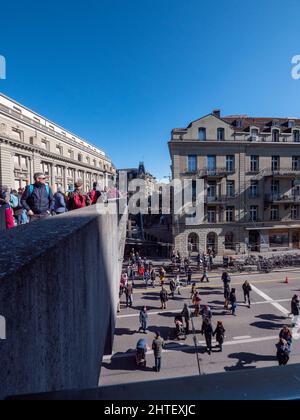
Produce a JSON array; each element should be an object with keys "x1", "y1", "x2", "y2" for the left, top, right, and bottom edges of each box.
[
  {"x1": 169, "y1": 110, "x2": 300, "y2": 256},
  {"x1": 0, "y1": 93, "x2": 115, "y2": 192}
]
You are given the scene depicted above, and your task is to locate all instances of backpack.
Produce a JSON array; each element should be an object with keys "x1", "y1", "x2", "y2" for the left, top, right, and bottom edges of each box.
[
  {"x1": 28, "y1": 184, "x2": 50, "y2": 197},
  {"x1": 9, "y1": 194, "x2": 19, "y2": 209},
  {"x1": 72, "y1": 193, "x2": 86, "y2": 209}
]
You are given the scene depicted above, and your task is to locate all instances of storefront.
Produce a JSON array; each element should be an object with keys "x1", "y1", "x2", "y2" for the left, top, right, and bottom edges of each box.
[{"x1": 269, "y1": 230, "x2": 289, "y2": 249}]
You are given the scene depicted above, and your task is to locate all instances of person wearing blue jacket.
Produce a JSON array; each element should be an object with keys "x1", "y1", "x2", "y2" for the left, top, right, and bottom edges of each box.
[
  {"x1": 53, "y1": 187, "x2": 68, "y2": 215},
  {"x1": 21, "y1": 173, "x2": 54, "y2": 221}
]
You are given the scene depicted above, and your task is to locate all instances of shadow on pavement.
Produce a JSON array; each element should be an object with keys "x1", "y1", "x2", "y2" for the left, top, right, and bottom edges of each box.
[{"x1": 224, "y1": 352, "x2": 277, "y2": 372}]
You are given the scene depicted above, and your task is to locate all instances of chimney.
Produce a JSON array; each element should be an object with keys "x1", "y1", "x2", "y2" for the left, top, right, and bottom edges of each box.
[{"x1": 213, "y1": 109, "x2": 221, "y2": 118}]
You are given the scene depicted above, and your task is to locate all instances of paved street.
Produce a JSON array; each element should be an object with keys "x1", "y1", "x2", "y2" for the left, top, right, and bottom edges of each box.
[{"x1": 100, "y1": 269, "x2": 300, "y2": 387}]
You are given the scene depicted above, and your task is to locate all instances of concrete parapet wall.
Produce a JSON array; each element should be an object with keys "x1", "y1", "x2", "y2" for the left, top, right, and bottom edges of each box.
[{"x1": 0, "y1": 204, "x2": 126, "y2": 399}]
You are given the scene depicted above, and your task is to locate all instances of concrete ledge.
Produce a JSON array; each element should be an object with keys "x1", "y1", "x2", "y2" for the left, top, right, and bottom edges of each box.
[
  {"x1": 0, "y1": 204, "x2": 127, "y2": 399},
  {"x1": 9, "y1": 363, "x2": 300, "y2": 400}
]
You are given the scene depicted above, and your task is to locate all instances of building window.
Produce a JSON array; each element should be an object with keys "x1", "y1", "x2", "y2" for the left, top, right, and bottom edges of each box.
[
  {"x1": 207, "y1": 155, "x2": 216, "y2": 171},
  {"x1": 207, "y1": 182, "x2": 217, "y2": 199},
  {"x1": 250, "y1": 181, "x2": 259, "y2": 198},
  {"x1": 226, "y1": 206, "x2": 235, "y2": 222},
  {"x1": 250, "y1": 206, "x2": 258, "y2": 222},
  {"x1": 225, "y1": 232, "x2": 235, "y2": 250},
  {"x1": 198, "y1": 128, "x2": 206, "y2": 141},
  {"x1": 251, "y1": 128, "x2": 259, "y2": 138},
  {"x1": 272, "y1": 156, "x2": 280, "y2": 171},
  {"x1": 12, "y1": 128, "x2": 24, "y2": 142},
  {"x1": 294, "y1": 130, "x2": 300, "y2": 143},
  {"x1": 41, "y1": 140, "x2": 49, "y2": 151},
  {"x1": 292, "y1": 156, "x2": 300, "y2": 171},
  {"x1": 269, "y1": 231, "x2": 289, "y2": 248},
  {"x1": 226, "y1": 156, "x2": 235, "y2": 173},
  {"x1": 207, "y1": 208, "x2": 216, "y2": 223},
  {"x1": 227, "y1": 181, "x2": 235, "y2": 197},
  {"x1": 42, "y1": 163, "x2": 50, "y2": 176},
  {"x1": 78, "y1": 154, "x2": 83, "y2": 162},
  {"x1": 272, "y1": 130, "x2": 280, "y2": 142},
  {"x1": 217, "y1": 128, "x2": 225, "y2": 141},
  {"x1": 271, "y1": 181, "x2": 280, "y2": 199},
  {"x1": 291, "y1": 205, "x2": 299, "y2": 220},
  {"x1": 270, "y1": 206, "x2": 279, "y2": 221},
  {"x1": 188, "y1": 155, "x2": 197, "y2": 172},
  {"x1": 250, "y1": 155, "x2": 259, "y2": 172},
  {"x1": 56, "y1": 145, "x2": 63, "y2": 155}
]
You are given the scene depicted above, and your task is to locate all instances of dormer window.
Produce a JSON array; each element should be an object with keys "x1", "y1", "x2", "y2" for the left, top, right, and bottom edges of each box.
[
  {"x1": 217, "y1": 128, "x2": 225, "y2": 141},
  {"x1": 288, "y1": 120, "x2": 295, "y2": 129},
  {"x1": 294, "y1": 130, "x2": 300, "y2": 143},
  {"x1": 198, "y1": 128, "x2": 206, "y2": 141},
  {"x1": 272, "y1": 129, "x2": 280, "y2": 142}
]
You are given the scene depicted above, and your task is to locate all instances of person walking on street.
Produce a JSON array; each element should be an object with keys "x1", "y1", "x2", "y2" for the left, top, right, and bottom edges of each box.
[
  {"x1": 150, "y1": 268, "x2": 156, "y2": 288},
  {"x1": 201, "y1": 318, "x2": 213, "y2": 355},
  {"x1": 201, "y1": 268, "x2": 209, "y2": 283},
  {"x1": 291, "y1": 295, "x2": 300, "y2": 328},
  {"x1": 224, "y1": 283, "x2": 231, "y2": 310},
  {"x1": 193, "y1": 292, "x2": 202, "y2": 317},
  {"x1": 144, "y1": 269, "x2": 151, "y2": 289},
  {"x1": 160, "y1": 287, "x2": 168, "y2": 310},
  {"x1": 125, "y1": 282, "x2": 133, "y2": 308},
  {"x1": 276, "y1": 338, "x2": 290, "y2": 366},
  {"x1": 21, "y1": 173, "x2": 54, "y2": 221},
  {"x1": 175, "y1": 275, "x2": 182, "y2": 296},
  {"x1": 187, "y1": 267, "x2": 193, "y2": 286},
  {"x1": 191, "y1": 282, "x2": 197, "y2": 299},
  {"x1": 214, "y1": 321, "x2": 226, "y2": 352},
  {"x1": 169, "y1": 278, "x2": 176, "y2": 299},
  {"x1": 159, "y1": 267, "x2": 166, "y2": 286},
  {"x1": 139, "y1": 307, "x2": 148, "y2": 334},
  {"x1": 152, "y1": 332, "x2": 165, "y2": 372},
  {"x1": 181, "y1": 303, "x2": 191, "y2": 334},
  {"x1": 242, "y1": 281, "x2": 252, "y2": 308},
  {"x1": 230, "y1": 288, "x2": 237, "y2": 316},
  {"x1": 279, "y1": 326, "x2": 293, "y2": 350},
  {"x1": 201, "y1": 305, "x2": 212, "y2": 323}
]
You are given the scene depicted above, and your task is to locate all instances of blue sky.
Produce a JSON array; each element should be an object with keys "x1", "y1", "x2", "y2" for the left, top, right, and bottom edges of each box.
[{"x1": 1, "y1": 0, "x2": 300, "y2": 178}]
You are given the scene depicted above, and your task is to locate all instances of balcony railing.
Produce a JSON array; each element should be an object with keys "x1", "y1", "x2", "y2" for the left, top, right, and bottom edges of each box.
[
  {"x1": 265, "y1": 194, "x2": 300, "y2": 203},
  {"x1": 206, "y1": 194, "x2": 238, "y2": 204},
  {"x1": 182, "y1": 168, "x2": 235, "y2": 178},
  {"x1": 264, "y1": 168, "x2": 300, "y2": 178}
]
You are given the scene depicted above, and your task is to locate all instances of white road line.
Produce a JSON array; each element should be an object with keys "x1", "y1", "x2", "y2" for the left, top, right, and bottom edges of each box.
[
  {"x1": 117, "y1": 299, "x2": 292, "y2": 319},
  {"x1": 251, "y1": 285, "x2": 290, "y2": 316},
  {"x1": 102, "y1": 335, "x2": 278, "y2": 362},
  {"x1": 233, "y1": 336, "x2": 251, "y2": 340}
]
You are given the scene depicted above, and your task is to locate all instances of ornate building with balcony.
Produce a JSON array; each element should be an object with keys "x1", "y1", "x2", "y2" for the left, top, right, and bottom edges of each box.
[
  {"x1": 169, "y1": 109, "x2": 300, "y2": 255},
  {"x1": 0, "y1": 93, "x2": 115, "y2": 192}
]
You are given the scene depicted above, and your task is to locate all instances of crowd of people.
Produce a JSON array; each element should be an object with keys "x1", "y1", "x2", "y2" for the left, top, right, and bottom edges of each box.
[
  {"x1": 0, "y1": 172, "x2": 118, "y2": 229},
  {"x1": 118, "y1": 249, "x2": 299, "y2": 371}
]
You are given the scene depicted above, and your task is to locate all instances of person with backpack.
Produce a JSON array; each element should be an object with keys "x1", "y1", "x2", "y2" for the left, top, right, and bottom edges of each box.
[
  {"x1": 53, "y1": 187, "x2": 68, "y2": 215},
  {"x1": 67, "y1": 182, "x2": 88, "y2": 211},
  {"x1": 89, "y1": 182, "x2": 101, "y2": 205},
  {"x1": 10, "y1": 190, "x2": 22, "y2": 226},
  {"x1": 21, "y1": 173, "x2": 54, "y2": 221},
  {"x1": 242, "y1": 281, "x2": 252, "y2": 308}
]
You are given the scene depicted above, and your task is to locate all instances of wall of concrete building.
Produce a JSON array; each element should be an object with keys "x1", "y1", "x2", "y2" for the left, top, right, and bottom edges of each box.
[{"x1": 0, "y1": 203, "x2": 127, "y2": 400}]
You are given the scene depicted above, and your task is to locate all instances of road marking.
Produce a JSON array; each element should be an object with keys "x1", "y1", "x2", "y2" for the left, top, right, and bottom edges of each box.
[
  {"x1": 251, "y1": 284, "x2": 290, "y2": 316},
  {"x1": 103, "y1": 335, "x2": 278, "y2": 362},
  {"x1": 133, "y1": 276, "x2": 300, "y2": 294},
  {"x1": 117, "y1": 299, "x2": 292, "y2": 319},
  {"x1": 233, "y1": 336, "x2": 251, "y2": 340}
]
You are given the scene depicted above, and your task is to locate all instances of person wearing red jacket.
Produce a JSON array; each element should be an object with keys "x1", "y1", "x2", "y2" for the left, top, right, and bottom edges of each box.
[{"x1": 0, "y1": 186, "x2": 15, "y2": 230}]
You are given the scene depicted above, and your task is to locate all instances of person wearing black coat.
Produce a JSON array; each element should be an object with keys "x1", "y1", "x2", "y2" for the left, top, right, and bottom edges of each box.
[
  {"x1": 214, "y1": 321, "x2": 226, "y2": 352},
  {"x1": 230, "y1": 289, "x2": 237, "y2": 316},
  {"x1": 291, "y1": 295, "x2": 300, "y2": 328},
  {"x1": 242, "y1": 281, "x2": 252, "y2": 308},
  {"x1": 201, "y1": 318, "x2": 213, "y2": 355}
]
